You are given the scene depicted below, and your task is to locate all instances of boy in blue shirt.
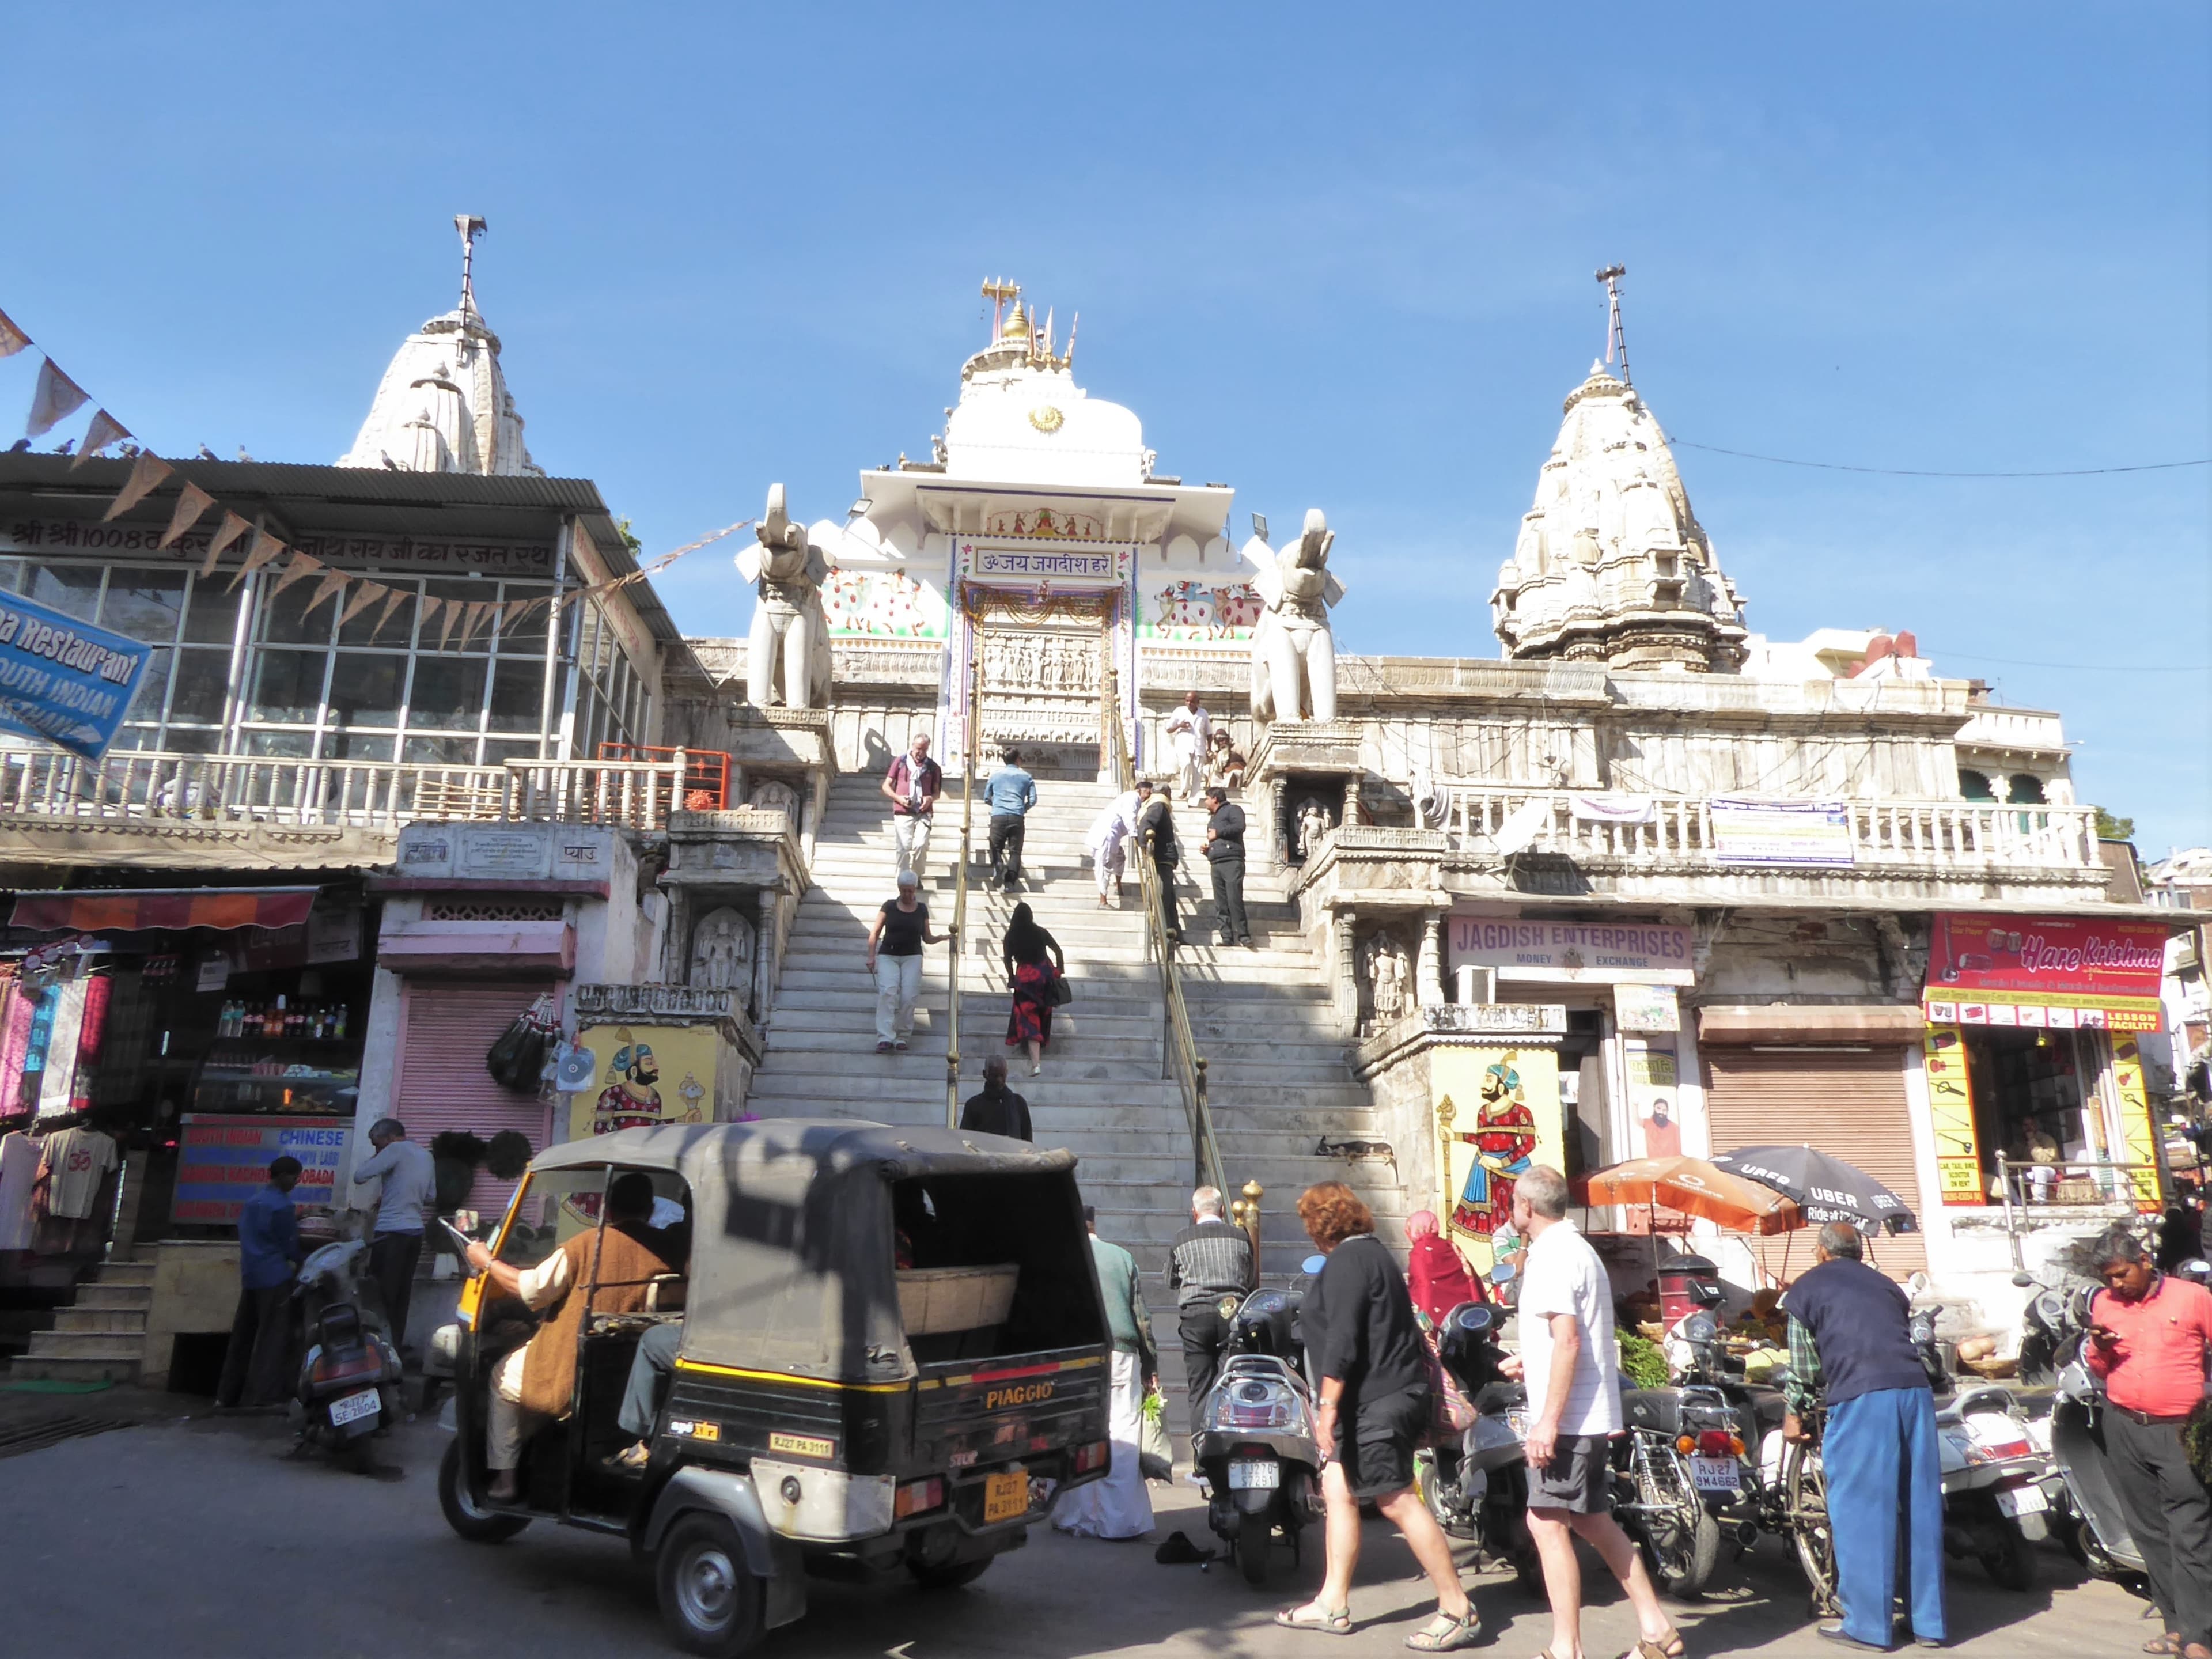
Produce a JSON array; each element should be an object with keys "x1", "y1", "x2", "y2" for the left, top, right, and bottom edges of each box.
[
  {"x1": 217, "y1": 1155, "x2": 303, "y2": 1408},
  {"x1": 982, "y1": 747, "x2": 1037, "y2": 893}
]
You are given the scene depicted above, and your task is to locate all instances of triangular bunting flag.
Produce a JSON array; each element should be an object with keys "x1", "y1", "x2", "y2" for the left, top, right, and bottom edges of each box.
[
  {"x1": 502, "y1": 598, "x2": 533, "y2": 629},
  {"x1": 436, "y1": 597, "x2": 464, "y2": 651},
  {"x1": 338, "y1": 582, "x2": 385, "y2": 629},
  {"x1": 102, "y1": 452, "x2": 173, "y2": 521},
  {"x1": 267, "y1": 550, "x2": 322, "y2": 599},
  {"x1": 162, "y1": 482, "x2": 217, "y2": 550},
  {"x1": 229, "y1": 525, "x2": 285, "y2": 589},
  {"x1": 301, "y1": 562, "x2": 352, "y2": 620},
  {"x1": 0, "y1": 308, "x2": 29, "y2": 361},
  {"x1": 369, "y1": 586, "x2": 413, "y2": 642},
  {"x1": 204, "y1": 512, "x2": 252, "y2": 579},
  {"x1": 69, "y1": 410, "x2": 130, "y2": 469},
  {"x1": 460, "y1": 600, "x2": 491, "y2": 646},
  {"x1": 26, "y1": 358, "x2": 90, "y2": 438}
]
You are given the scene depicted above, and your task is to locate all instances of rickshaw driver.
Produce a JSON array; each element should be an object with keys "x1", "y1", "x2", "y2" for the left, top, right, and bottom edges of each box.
[{"x1": 463, "y1": 1172, "x2": 673, "y2": 1502}]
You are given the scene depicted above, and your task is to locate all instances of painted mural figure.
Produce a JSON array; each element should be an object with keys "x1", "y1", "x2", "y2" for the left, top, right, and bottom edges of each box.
[
  {"x1": 736, "y1": 482, "x2": 833, "y2": 708},
  {"x1": 592, "y1": 1029, "x2": 664, "y2": 1134},
  {"x1": 1450, "y1": 1058, "x2": 1539, "y2": 1238}
]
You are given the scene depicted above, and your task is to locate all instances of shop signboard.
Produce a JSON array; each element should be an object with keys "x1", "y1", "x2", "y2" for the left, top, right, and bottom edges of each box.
[
  {"x1": 0, "y1": 590, "x2": 152, "y2": 763},
  {"x1": 2109, "y1": 1036, "x2": 2165, "y2": 1213},
  {"x1": 1448, "y1": 912, "x2": 1694, "y2": 986},
  {"x1": 1923, "y1": 912, "x2": 2166, "y2": 1032},
  {"x1": 1921, "y1": 1027, "x2": 1985, "y2": 1206},
  {"x1": 1707, "y1": 798, "x2": 1856, "y2": 868},
  {"x1": 1622, "y1": 1036, "x2": 1690, "y2": 1232},
  {"x1": 174, "y1": 1113, "x2": 350, "y2": 1222},
  {"x1": 1613, "y1": 983, "x2": 1681, "y2": 1033}
]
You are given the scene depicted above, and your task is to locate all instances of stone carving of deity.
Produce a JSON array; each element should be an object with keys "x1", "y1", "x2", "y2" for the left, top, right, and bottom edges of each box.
[
  {"x1": 747, "y1": 779, "x2": 799, "y2": 830},
  {"x1": 1362, "y1": 930, "x2": 1412, "y2": 1029},
  {"x1": 1244, "y1": 508, "x2": 1345, "y2": 724},
  {"x1": 688, "y1": 906, "x2": 757, "y2": 996},
  {"x1": 1294, "y1": 796, "x2": 1332, "y2": 861},
  {"x1": 735, "y1": 483, "x2": 832, "y2": 709}
]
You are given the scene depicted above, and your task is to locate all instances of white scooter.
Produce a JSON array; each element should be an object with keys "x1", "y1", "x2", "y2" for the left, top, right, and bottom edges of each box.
[{"x1": 292, "y1": 1238, "x2": 405, "y2": 1472}]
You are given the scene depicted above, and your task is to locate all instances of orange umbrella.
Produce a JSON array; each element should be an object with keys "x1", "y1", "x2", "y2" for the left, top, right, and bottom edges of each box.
[{"x1": 1577, "y1": 1156, "x2": 1804, "y2": 1236}]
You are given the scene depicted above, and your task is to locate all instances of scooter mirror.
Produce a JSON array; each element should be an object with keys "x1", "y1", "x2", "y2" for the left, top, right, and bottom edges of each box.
[
  {"x1": 1301, "y1": 1255, "x2": 1328, "y2": 1277},
  {"x1": 2009, "y1": 1272, "x2": 2035, "y2": 1288}
]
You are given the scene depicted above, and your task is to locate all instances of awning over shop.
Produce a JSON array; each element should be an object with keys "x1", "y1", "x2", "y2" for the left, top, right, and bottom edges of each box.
[
  {"x1": 1698, "y1": 1005, "x2": 1927, "y2": 1045},
  {"x1": 8, "y1": 886, "x2": 320, "y2": 934}
]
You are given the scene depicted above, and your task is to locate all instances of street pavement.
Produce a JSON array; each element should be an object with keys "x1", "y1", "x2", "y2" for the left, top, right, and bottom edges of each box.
[{"x1": 0, "y1": 1406, "x2": 2165, "y2": 1659}]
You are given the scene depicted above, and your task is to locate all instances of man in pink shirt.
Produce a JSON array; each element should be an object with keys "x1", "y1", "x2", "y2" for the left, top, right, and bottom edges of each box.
[{"x1": 2083, "y1": 1229, "x2": 2212, "y2": 1659}]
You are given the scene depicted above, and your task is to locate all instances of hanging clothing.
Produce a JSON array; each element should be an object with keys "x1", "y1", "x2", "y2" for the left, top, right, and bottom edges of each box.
[
  {"x1": 39, "y1": 1125, "x2": 119, "y2": 1221},
  {"x1": 0, "y1": 1131, "x2": 40, "y2": 1250},
  {"x1": 0, "y1": 973, "x2": 29, "y2": 1122}
]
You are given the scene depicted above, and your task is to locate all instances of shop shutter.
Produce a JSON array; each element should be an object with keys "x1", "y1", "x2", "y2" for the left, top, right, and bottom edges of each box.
[
  {"x1": 393, "y1": 979, "x2": 556, "y2": 1217},
  {"x1": 1702, "y1": 1046, "x2": 1927, "y2": 1281}
]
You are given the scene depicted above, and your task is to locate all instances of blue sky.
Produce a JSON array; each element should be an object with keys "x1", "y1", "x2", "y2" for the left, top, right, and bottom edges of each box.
[{"x1": 3, "y1": 5, "x2": 2207, "y2": 851}]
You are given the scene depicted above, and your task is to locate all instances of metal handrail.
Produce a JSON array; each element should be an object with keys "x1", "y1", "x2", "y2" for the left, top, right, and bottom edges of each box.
[
  {"x1": 945, "y1": 627, "x2": 981, "y2": 1128},
  {"x1": 1101, "y1": 670, "x2": 1228, "y2": 1200}
]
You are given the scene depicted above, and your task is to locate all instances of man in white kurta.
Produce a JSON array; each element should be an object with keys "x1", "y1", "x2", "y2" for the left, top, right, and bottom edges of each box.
[
  {"x1": 1085, "y1": 785, "x2": 1143, "y2": 907},
  {"x1": 1164, "y1": 691, "x2": 1211, "y2": 801},
  {"x1": 1052, "y1": 1209, "x2": 1156, "y2": 1539}
]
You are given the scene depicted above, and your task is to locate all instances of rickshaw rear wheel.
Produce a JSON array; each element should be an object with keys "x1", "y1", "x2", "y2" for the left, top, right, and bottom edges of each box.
[
  {"x1": 907, "y1": 1558, "x2": 993, "y2": 1590},
  {"x1": 438, "y1": 1441, "x2": 530, "y2": 1543},
  {"x1": 657, "y1": 1514, "x2": 766, "y2": 1656}
]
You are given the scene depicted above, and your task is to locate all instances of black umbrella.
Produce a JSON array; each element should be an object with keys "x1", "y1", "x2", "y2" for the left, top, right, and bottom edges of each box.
[{"x1": 1711, "y1": 1145, "x2": 1919, "y2": 1236}]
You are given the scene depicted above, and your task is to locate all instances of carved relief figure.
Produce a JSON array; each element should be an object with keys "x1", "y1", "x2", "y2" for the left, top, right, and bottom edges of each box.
[
  {"x1": 1449, "y1": 1057, "x2": 1539, "y2": 1238},
  {"x1": 688, "y1": 906, "x2": 757, "y2": 996},
  {"x1": 746, "y1": 779, "x2": 800, "y2": 830},
  {"x1": 1244, "y1": 508, "x2": 1345, "y2": 724},
  {"x1": 1361, "y1": 930, "x2": 1412, "y2": 1029},
  {"x1": 735, "y1": 482, "x2": 833, "y2": 707},
  {"x1": 1294, "y1": 796, "x2": 1333, "y2": 861}
]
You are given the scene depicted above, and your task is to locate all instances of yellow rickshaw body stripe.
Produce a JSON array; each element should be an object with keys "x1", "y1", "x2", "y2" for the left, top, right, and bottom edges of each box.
[{"x1": 673, "y1": 1358, "x2": 908, "y2": 1393}]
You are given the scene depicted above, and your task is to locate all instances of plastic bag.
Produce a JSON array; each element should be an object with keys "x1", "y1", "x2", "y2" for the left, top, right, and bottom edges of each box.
[
  {"x1": 485, "y1": 994, "x2": 558, "y2": 1094},
  {"x1": 1139, "y1": 1389, "x2": 1173, "y2": 1481}
]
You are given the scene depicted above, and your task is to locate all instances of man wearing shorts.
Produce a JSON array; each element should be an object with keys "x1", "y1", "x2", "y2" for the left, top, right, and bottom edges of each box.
[{"x1": 1507, "y1": 1166, "x2": 1682, "y2": 1659}]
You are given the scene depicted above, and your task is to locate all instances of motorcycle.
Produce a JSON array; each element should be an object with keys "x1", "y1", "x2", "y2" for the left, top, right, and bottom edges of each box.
[
  {"x1": 291, "y1": 1237, "x2": 405, "y2": 1471},
  {"x1": 1619, "y1": 1310, "x2": 1763, "y2": 1598},
  {"x1": 1192, "y1": 1256, "x2": 1324, "y2": 1585},
  {"x1": 1428, "y1": 1301, "x2": 1546, "y2": 1590}
]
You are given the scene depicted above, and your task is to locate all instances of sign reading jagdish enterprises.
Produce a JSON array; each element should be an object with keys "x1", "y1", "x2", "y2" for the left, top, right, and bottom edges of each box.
[{"x1": 0, "y1": 591, "x2": 151, "y2": 762}]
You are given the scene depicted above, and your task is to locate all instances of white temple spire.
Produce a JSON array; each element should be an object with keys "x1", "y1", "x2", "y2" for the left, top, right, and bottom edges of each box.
[{"x1": 338, "y1": 215, "x2": 541, "y2": 477}]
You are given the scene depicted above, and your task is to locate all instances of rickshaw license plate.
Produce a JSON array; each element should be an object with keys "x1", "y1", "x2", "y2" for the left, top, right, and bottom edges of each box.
[
  {"x1": 1229, "y1": 1459, "x2": 1279, "y2": 1490},
  {"x1": 328, "y1": 1388, "x2": 380, "y2": 1427},
  {"x1": 1690, "y1": 1456, "x2": 1740, "y2": 1493},
  {"x1": 1996, "y1": 1485, "x2": 2046, "y2": 1517},
  {"x1": 983, "y1": 1470, "x2": 1028, "y2": 1523}
]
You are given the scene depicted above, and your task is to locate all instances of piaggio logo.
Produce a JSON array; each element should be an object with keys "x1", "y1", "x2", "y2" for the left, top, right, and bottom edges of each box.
[{"x1": 985, "y1": 1382, "x2": 1055, "y2": 1411}]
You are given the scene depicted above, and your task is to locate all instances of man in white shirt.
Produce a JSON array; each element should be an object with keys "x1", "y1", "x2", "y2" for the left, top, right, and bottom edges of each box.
[
  {"x1": 351, "y1": 1118, "x2": 435, "y2": 1354},
  {"x1": 1503, "y1": 1165, "x2": 1679, "y2": 1659},
  {"x1": 1086, "y1": 783, "x2": 1144, "y2": 908},
  {"x1": 1164, "y1": 691, "x2": 1211, "y2": 801}
]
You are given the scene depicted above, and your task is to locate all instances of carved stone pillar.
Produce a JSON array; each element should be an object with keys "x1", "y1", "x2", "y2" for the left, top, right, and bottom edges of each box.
[
  {"x1": 1268, "y1": 777, "x2": 1289, "y2": 867},
  {"x1": 1417, "y1": 907, "x2": 1446, "y2": 1009},
  {"x1": 1333, "y1": 908, "x2": 1360, "y2": 1036},
  {"x1": 1342, "y1": 774, "x2": 1362, "y2": 830}
]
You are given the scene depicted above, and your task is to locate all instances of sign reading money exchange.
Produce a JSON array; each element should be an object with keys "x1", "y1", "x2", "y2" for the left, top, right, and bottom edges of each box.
[{"x1": 0, "y1": 591, "x2": 151, "y2": 762}]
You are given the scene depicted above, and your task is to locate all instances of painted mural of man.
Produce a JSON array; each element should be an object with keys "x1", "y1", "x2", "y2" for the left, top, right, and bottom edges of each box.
[
  {"x1": 592, "y1": 1030, "x2": 663, "y2": 1134},
  {"x1": 1450, "y1": 1057, "x2": 1539, "y2": 1239}
]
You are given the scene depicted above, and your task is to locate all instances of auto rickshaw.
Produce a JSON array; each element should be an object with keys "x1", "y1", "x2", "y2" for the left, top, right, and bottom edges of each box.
[{"x1": 434, "y1": 1119, "x2": 1112, "y2": 1656}]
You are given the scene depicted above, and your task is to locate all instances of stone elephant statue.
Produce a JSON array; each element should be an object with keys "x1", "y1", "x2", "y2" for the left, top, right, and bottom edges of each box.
[
  {"x1": 1244, "y1": 507, "x2": 1344, "y2": 724},
  {"x1": 735, "y1": 482, "x2": 833, "y2": 709}
]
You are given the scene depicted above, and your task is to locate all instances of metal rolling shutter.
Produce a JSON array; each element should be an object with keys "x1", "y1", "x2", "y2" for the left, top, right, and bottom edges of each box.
[
  {"x1": 394, "y1": 980, "x2": 555, "y2": 1216},
  {"x1": 1702, "y1": 1046, "x2": 1927, "y2": 1281}
]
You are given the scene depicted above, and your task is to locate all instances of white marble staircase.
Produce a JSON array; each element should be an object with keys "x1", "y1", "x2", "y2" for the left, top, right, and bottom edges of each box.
[{"x1": 747, "y1": 772, "x2": 1404, "y2": 1434}]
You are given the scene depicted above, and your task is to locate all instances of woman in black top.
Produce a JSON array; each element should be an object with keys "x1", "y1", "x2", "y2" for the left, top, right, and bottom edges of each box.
[
  {"x1": 1001, "y1": 902, "x2": 1065, "y2": 1077},
  {"x1": 1278, "y1": 1181, "x2": 1480, "y2": 1650},
  {"x1": 864, "y1": 868, "x2": 949, "y2": 1052}
]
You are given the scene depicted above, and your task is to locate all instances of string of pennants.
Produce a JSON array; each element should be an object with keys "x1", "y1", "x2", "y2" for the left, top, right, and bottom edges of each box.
[{"x1": 0, "y1": 301, "x2": 746, "y2": 644}]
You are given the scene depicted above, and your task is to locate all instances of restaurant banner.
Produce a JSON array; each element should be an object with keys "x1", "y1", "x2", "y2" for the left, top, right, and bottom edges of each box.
[
  {"x1": 1923, "y1": 912, "x2": 2166, "y2": 1033},
  {"x1": 0, "y1": 589, "x2": 152, "y2": 762},
  {"x1": 174, "y1": 1114, "x2": 350, "y2": 1222},
  {"x1": 1708, "y1": 797, "x2": 1856, "y2": 868}
]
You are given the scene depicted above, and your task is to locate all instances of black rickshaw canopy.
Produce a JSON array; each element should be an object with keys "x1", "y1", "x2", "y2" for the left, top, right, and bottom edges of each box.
[{"x1": 520, "y1": 1119, "x2": 1086, "y2": 1387}]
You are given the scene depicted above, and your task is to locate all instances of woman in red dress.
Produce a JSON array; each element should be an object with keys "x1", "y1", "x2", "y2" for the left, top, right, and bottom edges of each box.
[
  {"x1": 1002, "y1": 903, "x2": 1065, "y2": 1077},
  {"x1": 1405, "y1": 1209, "x2": 1480, "y2": 1326}
]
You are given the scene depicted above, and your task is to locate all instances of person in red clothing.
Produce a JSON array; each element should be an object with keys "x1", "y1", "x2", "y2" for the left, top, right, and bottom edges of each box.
[
  {"x1": 1405, "y1": 1209, "x2": 1479, "y2": 1327},
  {"x1": 2082, "y1": 1228, "x2": 2212, "y2": 1659}
]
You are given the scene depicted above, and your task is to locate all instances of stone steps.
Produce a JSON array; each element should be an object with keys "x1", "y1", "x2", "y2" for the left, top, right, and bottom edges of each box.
[{"x1": 7, "y1": 1259, "x2": 158, "y2": 1383}]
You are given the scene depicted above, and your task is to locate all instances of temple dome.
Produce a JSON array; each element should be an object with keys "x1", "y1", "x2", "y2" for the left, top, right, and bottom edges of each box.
[
  {"x1": 1490, "y1": 361, "x2": 1745, "y2": 672},
  {"x1": 944, "y1": 295, "x2": 1152, "y2": 487}
]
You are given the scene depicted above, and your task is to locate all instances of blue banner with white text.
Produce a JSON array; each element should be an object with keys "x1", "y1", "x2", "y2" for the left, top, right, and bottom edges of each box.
[{"x1": 0, "y1": 590, "x2": 151, "y2": 762}]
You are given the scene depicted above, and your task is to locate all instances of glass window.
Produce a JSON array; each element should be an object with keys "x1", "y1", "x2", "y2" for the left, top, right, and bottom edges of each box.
[
  {"x1": 339, "y1": 581, "x2": 415, "y2": 648},
  {"x1": 180, "y1": 577, "x2": 241, "y2": 646},
  {"x1": 0, "y1": 558, "x2": 27, "y2": 593},
  {"x1": 28, "y1": 565, "x2": 103, "y2": 620},
  {"x1": 499, "y1": 589, "x2": 550, "y2": 652},
  {"x1": 126, "y1": 650, "x2": 172, "y2": 723},
  {"x1": 406, "y1": 656, "x2": 486, "y2": 731},
  {"x1": 326, "y1": 654, "x2": 404, "y2": 729},
  {"x1": 576, "y1": 604, "x2": 599, "y2": 676},
  {"x1": 403, "y1": 734, "x2": 478, "y2": 765},
  {"x1": 248, "y1": 650, "x2": 328, "y2": 724},
  {"x1": 327, "y1": 729, "x2": 397, "y2": 763},
  {"x1": 100, "y1": 571, "x2": 187, "y2": 644},
  {"x1": 484, "y1": 737, "x2": 540, "y2": 767},
  {"x1": 169, "y1": 649, "x2": 232, "y2": 725},
  {"x1": 260, "y1": 577, "x2": 335, "y2": 646},
  {"x1": 244, "y1": 729, "x2": 313, "y2": 758},
  {"x1": 486, "y1": 660, "x2": 542, "y2": 733},
  {"x1": 163, "y1": 728, "x2": 221, "y2": 755}
]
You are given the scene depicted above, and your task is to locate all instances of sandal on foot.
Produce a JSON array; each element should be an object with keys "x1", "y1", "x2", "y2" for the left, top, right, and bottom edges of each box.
[
  {"x1": 1274, "y1": 1604, "x2": 1352, "y2": 1635},
  {"x1": 1620, "y1": 1633, "x2": 1687, "y2": 1659},
  {"x1": 1404, "y1": 1610, "x2": 1484, "y2": 1652},
  {"x1": 2143, "y1": 1639, "x2": 2183, "y2": 1657}
]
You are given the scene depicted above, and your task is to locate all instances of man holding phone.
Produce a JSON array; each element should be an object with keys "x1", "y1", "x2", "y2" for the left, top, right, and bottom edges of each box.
[{"x1": 2082, "y1": 1229, "x2": 2212, "y2": 1659}]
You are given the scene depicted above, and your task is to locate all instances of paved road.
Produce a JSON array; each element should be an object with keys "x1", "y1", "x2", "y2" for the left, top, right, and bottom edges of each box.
[{"x1": 0, "y1": 1409, "x2": 2163, "y2": 1658}]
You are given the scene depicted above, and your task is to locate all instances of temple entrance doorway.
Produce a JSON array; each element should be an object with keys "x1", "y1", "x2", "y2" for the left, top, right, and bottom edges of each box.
[{"x1": 962, "y1": 588, "x2": 1114, "y2": 778}]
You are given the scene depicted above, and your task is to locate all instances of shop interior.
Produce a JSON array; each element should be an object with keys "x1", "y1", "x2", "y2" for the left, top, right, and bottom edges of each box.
[{"x1": 1960, "y1": 1025, "x2": 2107, "y2": 1202}]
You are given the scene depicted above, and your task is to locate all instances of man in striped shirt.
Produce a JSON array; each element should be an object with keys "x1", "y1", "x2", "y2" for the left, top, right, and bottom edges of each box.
[{"x1": 1168, "y1": 1186, "x2": 1255, "y2": 1412}]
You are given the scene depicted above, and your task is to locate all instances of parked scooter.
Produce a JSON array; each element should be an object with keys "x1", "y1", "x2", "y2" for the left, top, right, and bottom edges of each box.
[
  {"x1": 1193, "y1": 1256, "x2": 1324, "y2": 1585},
  {"x1": 1428, "y1": 1301, "x2": 1546, "y2": 1590},
  {"x1": 292, "y1": 1237, "x2": 404, "y2": 1471},
  {"x1": 1927, "y1": 1345, "x2": 2050, "y2": 1591}
]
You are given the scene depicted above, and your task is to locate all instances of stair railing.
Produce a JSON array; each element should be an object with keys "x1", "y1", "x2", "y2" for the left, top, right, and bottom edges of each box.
[
  {"x1": 945, "y1": 625, "x2": 982, "y2": 1128},
  {"x1": 1101, "y1": 671, "x2": 1229, "y2": 1203}
]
